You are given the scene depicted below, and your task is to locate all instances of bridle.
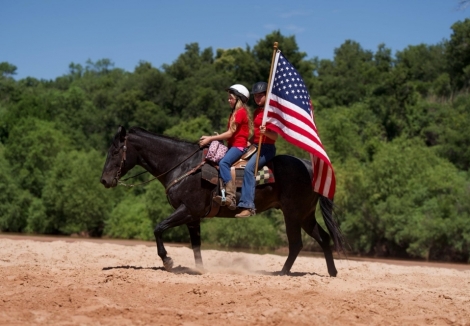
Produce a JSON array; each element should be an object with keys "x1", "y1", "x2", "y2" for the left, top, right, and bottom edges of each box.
[
  {"x1": 112, "y1": 136, "x2": 217, "y2": 218},
  {"x1": 114, "y1": 137, "x2": 128, "y2": 183},
  {"x1": 114, "y1": 136, "x2": 203, "y2": 189}
]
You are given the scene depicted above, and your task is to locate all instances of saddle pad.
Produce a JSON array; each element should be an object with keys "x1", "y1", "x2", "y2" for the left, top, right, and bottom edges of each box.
[
  {"x1": 232, "y1": 163, "x2": 275, "y2": 188},
  {"x1": 255, "y1": 165, "x2": 275, "y2": 185}
]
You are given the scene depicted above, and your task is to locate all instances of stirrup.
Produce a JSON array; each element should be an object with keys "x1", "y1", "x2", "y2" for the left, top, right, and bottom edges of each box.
[
  {"x1": 213, "y1": 196, "x2": 236, "y2": 210},
  {"x1": 213, "y1": 188, "x2": 227, "y2": 206},
  {"x1": 213, "y1": 196, "x2": 225, "y2": 206}
]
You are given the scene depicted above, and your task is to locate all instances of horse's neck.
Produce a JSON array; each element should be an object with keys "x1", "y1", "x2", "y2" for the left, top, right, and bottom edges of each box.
[{"x1": 129, "y1": 132, "x2": 198, "y2": 181}]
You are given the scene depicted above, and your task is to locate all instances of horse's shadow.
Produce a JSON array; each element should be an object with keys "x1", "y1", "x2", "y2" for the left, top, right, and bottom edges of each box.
[
  {"x1": 255, "y1": 270, "x2": 328, "y2": 277},
  {"x1": 102, "y1": 265, "x2": 204, "y2": 275},
  {"x1": 102, "y1": 265, "x2": 328, "y2": 277}
]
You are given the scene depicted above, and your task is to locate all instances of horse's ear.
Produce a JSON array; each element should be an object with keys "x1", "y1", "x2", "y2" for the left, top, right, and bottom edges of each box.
[{"x1": 117, "y1": 126, "x2": 126, "y2": 142}]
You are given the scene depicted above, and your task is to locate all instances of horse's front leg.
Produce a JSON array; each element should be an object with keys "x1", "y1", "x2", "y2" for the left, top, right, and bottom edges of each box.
[
  {"x1": 186, "y1": 220, "x2": 203, "y2": 270},
  {"x1": 153, "y1": 204, "x2": 194, "y2": 271}
]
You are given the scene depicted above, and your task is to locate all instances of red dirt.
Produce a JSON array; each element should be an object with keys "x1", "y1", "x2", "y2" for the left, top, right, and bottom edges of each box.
[{"x1": 1, "y1": 235, "x2": 469, "y2": 325}]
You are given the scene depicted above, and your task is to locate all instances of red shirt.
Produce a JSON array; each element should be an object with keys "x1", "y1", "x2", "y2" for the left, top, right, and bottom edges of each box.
[
  {"x1": 253, "y1": 107, "x2": 276, "y2": 144},
  {"x1": 227, "y1": 107, "x2": 250, "y2": 148}
]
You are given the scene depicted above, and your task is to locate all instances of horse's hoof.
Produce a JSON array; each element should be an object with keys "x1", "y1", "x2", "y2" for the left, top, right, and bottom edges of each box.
[
  {"x1": 163, "y1": 257, "x2": 174, "y2": 271},
  {"x1": 328, "y1": 267, "x2": 338, "y2": 277},
  {"x1": 195, "y1": 265, "x2": 206, "y2": 274}
]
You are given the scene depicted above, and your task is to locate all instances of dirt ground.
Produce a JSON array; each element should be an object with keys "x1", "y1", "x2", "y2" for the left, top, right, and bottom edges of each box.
[{"x1": 0, "y1": 235, "x2": 469, "y2": 326}]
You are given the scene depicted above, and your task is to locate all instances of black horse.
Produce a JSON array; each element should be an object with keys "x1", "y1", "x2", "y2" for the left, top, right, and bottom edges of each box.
[{"x1": 100, "y1": 126, "x2": 345, "y2": 276}]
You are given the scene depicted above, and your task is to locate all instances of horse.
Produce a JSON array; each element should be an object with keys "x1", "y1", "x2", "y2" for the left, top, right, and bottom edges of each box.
[{"x1": 100, "y1": 126, "x2": 345, "y2": 276}]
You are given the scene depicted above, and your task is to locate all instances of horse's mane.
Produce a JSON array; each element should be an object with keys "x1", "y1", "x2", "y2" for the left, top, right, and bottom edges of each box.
[{"x1": 128, "y1": 126, "x2": 197, "y2": 145}]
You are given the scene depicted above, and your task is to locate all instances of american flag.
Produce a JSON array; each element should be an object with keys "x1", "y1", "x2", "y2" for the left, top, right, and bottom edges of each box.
[{"x1": 262, "y1": 51, "x2": 336, "y2": 199}]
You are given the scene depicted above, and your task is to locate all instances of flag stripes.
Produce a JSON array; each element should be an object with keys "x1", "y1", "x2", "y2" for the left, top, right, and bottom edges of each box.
[{"x1": 263, "y1": 51, "x2": 336, "y2": 199}]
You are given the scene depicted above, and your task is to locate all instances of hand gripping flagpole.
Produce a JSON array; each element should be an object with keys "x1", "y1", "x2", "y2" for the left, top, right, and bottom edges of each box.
[{"x1": 254, "y1": 41, "x2": 278, "y2": 175}]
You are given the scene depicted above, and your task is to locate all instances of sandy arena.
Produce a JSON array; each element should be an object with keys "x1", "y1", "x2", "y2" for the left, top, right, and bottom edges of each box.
[{"x1": 0, "y1": 235, "x2": 469, "y2": 325}]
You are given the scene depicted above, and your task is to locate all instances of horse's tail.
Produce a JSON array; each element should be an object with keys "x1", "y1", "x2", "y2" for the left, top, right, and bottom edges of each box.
[{"x1": 319, "y1": 196, "x2": 347, "y2": 254}]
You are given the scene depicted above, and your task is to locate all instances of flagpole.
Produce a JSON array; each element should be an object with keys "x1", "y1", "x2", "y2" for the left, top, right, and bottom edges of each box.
[{"x1": 254, "y1": 41, "x2": 278, "y2": 175}]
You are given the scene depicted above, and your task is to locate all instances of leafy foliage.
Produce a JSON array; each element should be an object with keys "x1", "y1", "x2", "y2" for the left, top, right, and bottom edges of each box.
[
  {"x1": 0, "y1": 144, "x2": 32, "y2": 232},
  {"x1": 4, "y1": 118, "x2": 72, "y2": 197},
  {"x1": 39, "y1": 150, "x2": 112, "y2": 235},
  {"x1": 1, "y1": 25, "x2": 469, "y2": 262},
  {"x1": 201, "y1": 216, "x2": 281, "y2": 249}
]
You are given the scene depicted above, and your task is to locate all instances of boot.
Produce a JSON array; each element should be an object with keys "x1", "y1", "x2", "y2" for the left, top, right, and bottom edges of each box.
[
  {"x1": 224, "y1": 180, "x2": 237, "y2": 210},
  {"x1": 213, "y1": 180, "x2": 237, "y2": 210},
  {"x1": 235, "y1": 208, "x2": 256, "y2": 218}
]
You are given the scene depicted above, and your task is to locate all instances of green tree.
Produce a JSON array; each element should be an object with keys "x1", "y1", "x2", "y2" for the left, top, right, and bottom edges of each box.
[
  {"x1": 253, "y1": 31, "x2": 311, "y2": 85},
  {"x1": 104, "y1": 195, "x2": 154, "y2": 240},
  {"x1": 132, "y1": 61, "x2": 176, "y2": 111},
  {"x1": 316, "y1": 103, "x2": 383, "y2": 164},
  {"x1": 315, "y1": 40, "x2": 375, "y2": 108},
  {"x1": 0, "y1": 62, "x2": 17, "y2": 78},
  {"x1": 0, "y1": 144, "x2": 32, "y2": 232},
  {"x1": 131, "y1": 100, "x2": 173, "y2": 134},
  {"x1": 164, "y1": 115, "x2": 213, "y2": 142},
  {"x1": 395, "y1": 43, "x2": 447, "y2": 96},
  {"x1": 39, "y1": 150, "x2": 113, "y2": 235},
  {"x1": 201, "y1": 217, "x2": 281, "y2": 249},
  {"x1": 85, "y1": 58, "x2": 115, "y2": 75},
  {"x1": 163, "y1": 43, "x2": 211, "y2": 81},
  {"x1": 214, "y1": 47, "x2": 259, "y2": 86},
  {"x1": 4, "y1": 118, "x2": 71, "y2": 197},
  {"x1": 446, "y1": 18, "x2": 470, "y2": 90},
  {"x1": 337, "y1": 137, "x2": 470, "y2": 261},
  {"x1": 431, "y1": 95, "x2": 470, "y2": 170}
]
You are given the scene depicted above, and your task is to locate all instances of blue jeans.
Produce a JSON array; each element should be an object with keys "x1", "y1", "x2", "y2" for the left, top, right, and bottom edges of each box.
[
  {"x1": 237, "y1": 144, "x2": 276, "y2": 210},
  {"x1": 219, "y1": 147, "x2": 244, "y2": 183}
]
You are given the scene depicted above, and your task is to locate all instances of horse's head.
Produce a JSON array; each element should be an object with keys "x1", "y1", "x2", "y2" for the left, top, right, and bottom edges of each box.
[{"x1": 100, "y1": 126, "x2": 130, "y2": 188}]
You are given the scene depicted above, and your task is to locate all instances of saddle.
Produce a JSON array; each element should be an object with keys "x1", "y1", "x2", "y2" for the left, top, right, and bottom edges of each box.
[
  {"x1": 201, "y1": 145, "x2": 275, "y2": 188},
  {"x1": 201, "y1": 145, "x2": 275, "y2": 218},
  {"x1": 200, "y1": 146, "x2": 275, "y2": 218}
]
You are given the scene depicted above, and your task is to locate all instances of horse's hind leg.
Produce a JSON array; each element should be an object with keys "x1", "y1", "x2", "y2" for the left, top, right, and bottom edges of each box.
[
  {"x1": 186, "y1": 220, "x2": 203, "y2": 269},
  {"x1": 281, "y1": 218, "x2": 303, "y2": 275},
  {"x1": 302, "y1": 214, "x2": 337, "y2": 277}
]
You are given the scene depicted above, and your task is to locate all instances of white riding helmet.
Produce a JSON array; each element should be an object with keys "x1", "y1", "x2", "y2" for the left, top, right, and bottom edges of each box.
[{"x1": 226, "y1": 84, "x2": 249, "y2": 103}]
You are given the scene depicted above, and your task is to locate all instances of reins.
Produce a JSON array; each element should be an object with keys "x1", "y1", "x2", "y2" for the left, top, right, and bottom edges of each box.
[
  {"x1": 119, "y1": 170, "x2": 148, "y2": 182},
  {"x1": 116, "y1": 137, "x2": 202, "y2": 189}
]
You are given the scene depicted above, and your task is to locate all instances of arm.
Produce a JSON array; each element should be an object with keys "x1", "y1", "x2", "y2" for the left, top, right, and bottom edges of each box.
[
  {"x1": 199, "y1": 124, "x2": 237, "y2": 147},
  {"x1": 260, "y1": 125, "x2": 278, "y2": 141}
]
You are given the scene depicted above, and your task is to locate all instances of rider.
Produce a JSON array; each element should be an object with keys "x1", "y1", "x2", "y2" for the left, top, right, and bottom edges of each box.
[
  {"x1": 199, "y1": 84, "x2": 252, "y2": 210},
  {"x1": 235, "y1": 82, "x2": 277, "y2": 217}
]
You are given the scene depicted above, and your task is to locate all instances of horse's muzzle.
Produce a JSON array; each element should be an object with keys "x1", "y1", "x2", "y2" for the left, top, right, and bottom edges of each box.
[{"x1": 100, "y1": 177, "x2": 118, "y2": 188}]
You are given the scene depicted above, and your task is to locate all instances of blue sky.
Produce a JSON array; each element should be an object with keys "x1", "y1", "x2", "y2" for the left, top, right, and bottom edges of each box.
[{"x1": 2, "y1": 0, "x2": 469, "y2": 80}]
